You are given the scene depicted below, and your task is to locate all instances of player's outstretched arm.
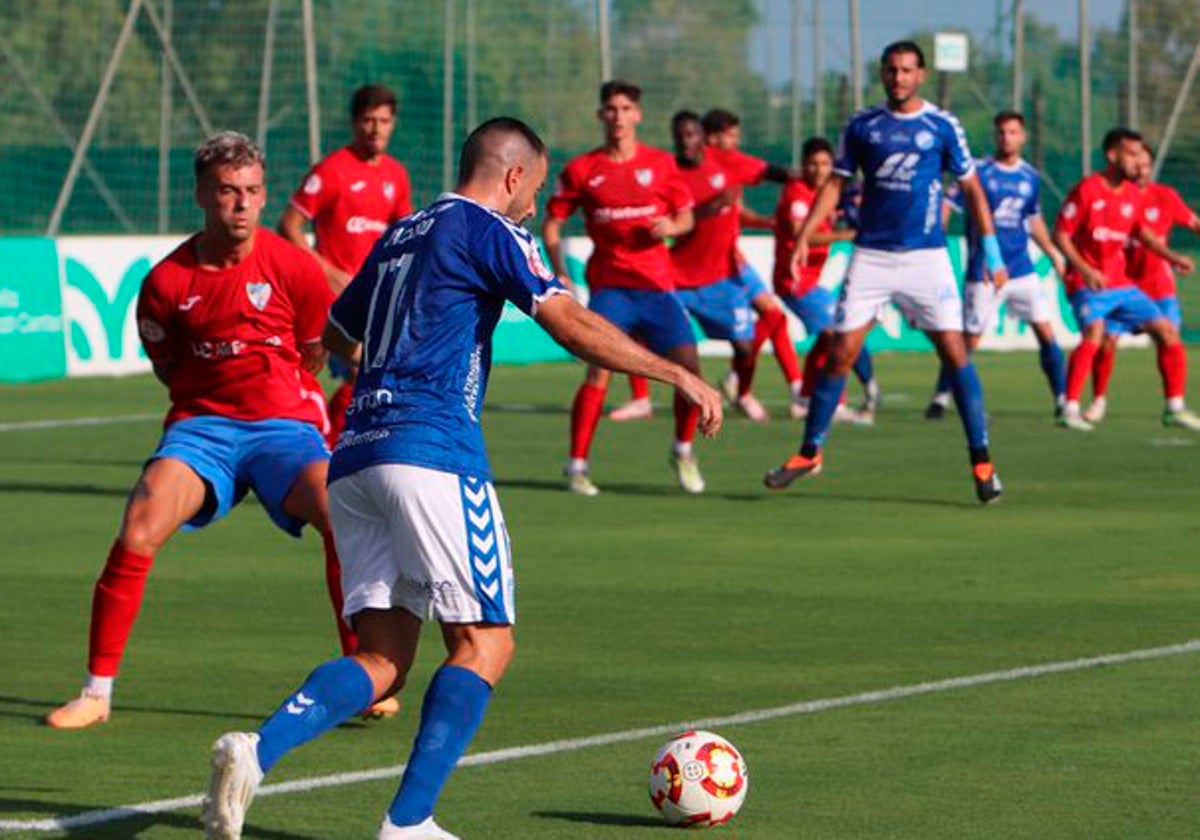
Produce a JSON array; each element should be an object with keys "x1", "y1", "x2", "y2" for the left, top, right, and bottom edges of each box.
[
  {"x1": 540, "y1": 215, "x2": 575, "y2": 289},
  {"x1": 535, "y1": 294, "x2": 722, "y2": 437},
  {"x1": 320, "y1": 321, "x2": 362, "y2": 367},
  {"x1": 1053, "y1": 228, "x2": 1104, "y2": 290},
  {"x1": 791, "y1": 174, "x2": 846, "y2": 274}
]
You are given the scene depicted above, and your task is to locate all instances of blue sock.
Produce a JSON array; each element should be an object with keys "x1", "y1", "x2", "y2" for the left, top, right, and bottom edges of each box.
[
  {"x1": 802, "y1": 373, "x2": 847, "y2": 452},
  {"x1": 1039, "y1": 340, "x2": 1066, "y2": 402},
  {"x1": 256, "y1": 657, "x2": 374, "y2": 773},
  {"x1": 933, "y1": 364, "x2": 952, "y2": 397},
  {"x1": 852, "y1": 346, "x2": 874, "y2": 385},
  {"x1": 947, "y1": 362, "x2": 989, "y2": 450},
  {"x1": 388, "y1": 665, "x2": 492, "y2": 827}
]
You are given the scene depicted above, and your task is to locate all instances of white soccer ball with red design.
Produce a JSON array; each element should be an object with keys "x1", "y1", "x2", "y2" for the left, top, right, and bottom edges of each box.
[{"x1": 648, "y1": 730, "x2": 748, "y2": 827}]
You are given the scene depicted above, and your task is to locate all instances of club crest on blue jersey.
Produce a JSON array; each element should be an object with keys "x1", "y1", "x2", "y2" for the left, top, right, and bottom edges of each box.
[{"x1": 245, "y1": 282, "x2": 272, "y2": 311}]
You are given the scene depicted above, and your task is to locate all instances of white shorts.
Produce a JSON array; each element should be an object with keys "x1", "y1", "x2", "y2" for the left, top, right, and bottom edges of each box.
[
  {"x1": 963, "y1": 274, "x2": 1050, "y2": 335},
  {"x1": 329, "y1": 464, "x2": 515, "y2": 625},
  {"x1": 836, "y1": 246, "x2": 963, "y2": 333}
]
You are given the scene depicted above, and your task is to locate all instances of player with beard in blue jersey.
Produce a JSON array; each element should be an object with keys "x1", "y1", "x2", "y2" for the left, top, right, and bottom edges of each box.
[
  {"x1": 763, "y1": 40, "x2": 1007, "y2": 504},
  {"x1": 201, "y1": 118, "x2": 723, "y2": 840},
  {"x1": 925, "y1": 110, "x2": 1068, "y2": 421}
]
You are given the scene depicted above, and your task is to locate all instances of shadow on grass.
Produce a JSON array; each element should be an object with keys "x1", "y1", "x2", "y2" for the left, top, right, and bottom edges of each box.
[
  {"x1": 0, "y1": 795, "x2": 315, "y2": 838},
  {"x1": 0, "y1": 481, "x2": 128, "y2": 498},
  {"x1": 0, "y1": 693, "x2": 266, "y2": 726},
  {"x1": 531, "y1": 809, "x2": 665, "y2": 829}
]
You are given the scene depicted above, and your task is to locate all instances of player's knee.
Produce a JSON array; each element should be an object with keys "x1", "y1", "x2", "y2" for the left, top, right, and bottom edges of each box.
[
  {"x1": 117, "y1": 519, "x2": 169, "y2": 557},
  {"x1": 585, "y1": 366, "x2": 611, "y2": 387},
  {"x1": 1152, "y1": 321, "x2": 1180, "y2": 347}
]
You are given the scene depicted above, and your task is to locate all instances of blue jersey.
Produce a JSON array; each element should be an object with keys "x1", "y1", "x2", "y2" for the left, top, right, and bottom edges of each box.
[
  {"x1": 834, "y1": 102, "x2": 975, "y2": 251},
  {"x1": 327, "y1": 193, "x2": 565, "y2": 482},
  {"x1": 962, "y1": 158, "x2": 1042, "y2": 282}
]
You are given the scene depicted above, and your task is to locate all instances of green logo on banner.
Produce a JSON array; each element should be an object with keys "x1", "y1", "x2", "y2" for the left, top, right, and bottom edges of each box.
[
  {"x1": 64, "y1": 256, "x2": 151, "y2": 361},
  {"x1": 0, "y1": 237, "x2": 67, "y2": 383}
]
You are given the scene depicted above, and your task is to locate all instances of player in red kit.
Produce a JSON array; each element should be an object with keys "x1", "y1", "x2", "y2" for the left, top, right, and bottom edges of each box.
[
  {"x1": 279, "y1": 84, "x2": 413, "y2": 449},
  {"x1": 776, "y1": 137, "x2": 875, "y2": 421},
  {"x1": 1084, "y1": 141, "x2": 1200, "y2": 423},
  {"x1": 702, "y1": 108, "x2": 806, "y2": 419},
  {"x1": 1053, "y1": 127, "x2": 1200, "y2": 431},
  {"x1": 46, "y1": 133, "x2": 365, "y2": 730},
  {"x1": 543, "y1": 80, "x2": 705, "y2": 495}
]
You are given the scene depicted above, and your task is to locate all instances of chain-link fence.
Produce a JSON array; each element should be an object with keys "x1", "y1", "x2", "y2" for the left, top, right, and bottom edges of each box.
[{"x1": 2, "y1": 1, "x2": 1198, "y2": 247}]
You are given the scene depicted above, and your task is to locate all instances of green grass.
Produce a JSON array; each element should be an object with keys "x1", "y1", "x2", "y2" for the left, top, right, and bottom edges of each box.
[{"x1": 2, "y1": 351, "x2": 1199, "y2": 838}]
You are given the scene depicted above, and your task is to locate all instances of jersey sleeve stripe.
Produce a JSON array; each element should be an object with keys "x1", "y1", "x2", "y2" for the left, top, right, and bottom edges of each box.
[{"x1": 327, "y1": 310, "x2": 359, "y2": 343}]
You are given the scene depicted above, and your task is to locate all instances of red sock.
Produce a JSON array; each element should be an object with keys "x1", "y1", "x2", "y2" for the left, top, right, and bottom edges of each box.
[
  {"x1": 629, "y1": 375, "x2": 650, "y2": 401},
  {"x1": 321, "y1": 530, "x2": 358, "y2": 655},
  {"x1": 570, "y1": 383, "x2": 607, "y2": 459},
  {"x1": 733, "y1": 352, "x2": 757, "y2": 398},
  {"x1": 1158, "y1": 342, "x2": 1187, "y2": 400},
  {"x1": 764, "y1": 308, "x2": 801, "y2": 385},
  {"x1": 800, "y1": 335, "x2": 832, "y2": 399},
  {"x1": 88, "y1": 541, "x2": 155, "y2": 677},
  {"x1": 326, "y1": 381, "x2": 354, "y2": 449},
  {"x1": 673, "y1": 390, "x2": 699, "y2": 444},
  {"x1": 1066, "y1": 340, "x2": 1100, "y2": 402},
  {"x1": 1092, "y1": 344, "x2": 1116, "y2": 400}
]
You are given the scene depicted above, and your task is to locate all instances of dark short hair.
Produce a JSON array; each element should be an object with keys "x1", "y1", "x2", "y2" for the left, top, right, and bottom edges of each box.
[
  {"x1": 993, "y1": 110, "x2": 1025, "y2": 128},
  {"x1": 1141, "y1": 140, "x2": 1156, "y2": 160},
  {"x1": 801, "y1": 137, "x2": 835, "y2": 160},
  {"x1": 458, "y1": 117, "x2": 546, "y2": 182},
  {"x1": 351, "y1": 84, "x2": 397, "y2": 119},
  {"x1": 671, "y1": 110, "x2": 702, "y2": 134},
  {"x1": 193, "y1": 131, "x2": 264, "y2": 181},
  {"x1": 881, "y1": 40, "x2": 925, "y2": 68},
  {"x1": 701, "y1": 108, "x2": 740, "y2": 136},
  {"x1": 599, "y1": 80, "x2": 641, "y2": 105},
  {"x1": 1102, "y1": 126, "x2": 1143, "y2": 153}
]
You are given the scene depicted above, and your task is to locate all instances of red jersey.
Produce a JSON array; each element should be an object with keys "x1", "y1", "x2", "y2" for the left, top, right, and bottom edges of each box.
[
  {"x1": 1126, "y1": 182, "x2": 1195, "y2": 300},
  {"x1": 546, "y1": 144, "x2": 692, "y2": 291},
  {"x1": 1054, "y1": 173, "x2": 1144, "y2": 294},
  {"x1": 671, "y1": 148, "x2": 769, "y2": 288},
  {"x1": 136, "y1": 229, "x2": 333, "y2": 428},
  {"x1": 773, "y1": 178, "x2": 834, "y2": 296},
  {"x1": 290, "y1": 146, "x2": 413, "y2": 275}
]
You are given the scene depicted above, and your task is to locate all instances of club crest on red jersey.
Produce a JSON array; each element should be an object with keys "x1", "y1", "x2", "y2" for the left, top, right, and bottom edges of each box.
[
  {"x1": 383, "y1": 181, "x2": 395, "y2": 201},
  {"x1": 635, "y1": 168, "x2": 654, "y2": 187},
  {"x1": 246, "y1": 281, "x2": 272, "y2": 311},
  {"x1": 709, "y1": 173, "x2": 726, "y2": 189}
]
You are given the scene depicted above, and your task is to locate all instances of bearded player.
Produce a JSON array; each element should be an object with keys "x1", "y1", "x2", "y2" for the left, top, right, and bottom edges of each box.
[{"x1": 279, "y1": 84, "x2": 414, "y2": 449}]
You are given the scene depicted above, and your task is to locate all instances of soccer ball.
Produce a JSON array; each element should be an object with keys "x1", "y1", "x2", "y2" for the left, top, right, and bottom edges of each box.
[{"x1": 648, "y1": 730, "x2": 748, "y2": 827}]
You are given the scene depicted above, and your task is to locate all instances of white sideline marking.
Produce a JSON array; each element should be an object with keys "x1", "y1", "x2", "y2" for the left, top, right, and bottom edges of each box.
[
  {"x1": 0, "y1": 413, "x2": 159, "y2": 433},
  {"x1": 2, "y1": 638, "x2": 1197, "y2": 834}
]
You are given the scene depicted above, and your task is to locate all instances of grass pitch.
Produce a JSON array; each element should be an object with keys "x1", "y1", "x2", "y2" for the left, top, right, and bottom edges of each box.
[{"x1": 1, "y1": 350, "x2": 1199, "y2": 838}]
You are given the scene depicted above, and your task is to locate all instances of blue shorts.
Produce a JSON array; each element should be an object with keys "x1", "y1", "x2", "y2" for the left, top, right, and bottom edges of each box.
[
  {"x1": 780, "y1": 287, "x2": 836, "y2": 335},
  {"x1": 1104, "y1": 295, "x2": 1181, "y2": 336},
  {"x1": 1071, "y1": 286, "x2": 1166, "y2": 334},
  {"x1": 150, "y1": 416, "x2": 329, "y2": 537},
  {"x1": 675, "y1": 279, "x2": 754, "y2": 341},
  {"x1": 588, "y1": 287, "x2": 696, "y2": 355},
  {"x1": 328, "y1": 356, "x2": 356, "y2": 380},
  {"x1": 733, "y1": 262, "x2": 771, "y2": 300}
]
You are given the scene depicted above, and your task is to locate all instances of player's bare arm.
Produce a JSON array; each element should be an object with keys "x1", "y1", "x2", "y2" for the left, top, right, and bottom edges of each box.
[
  {"x1": 539, "y1": 214, "x2": 576, "y2": 290},
  {"x1": 536, "y1": 293, "x2": 722, "y2": 436},
  {"x1": 1053, "y1": 228, "x2": 1105, "y2": 290},
  {"x1": 738, "y1": 205, "x2": 774, "y2": 230},
  {"x1": 959, "y1": 173, "x2": 1010, "y2": 288},
  {"x1": 792, "y1": 173, "x2": 846, "y2": 272},
  {"x1": 298, "y1": 339, "x2": 329, "y2": 374},
  {"x1": 278, "y1": 205, "x2": 354, "y2": 294},
  {"x1": 692, "y1": 190, "x2": 736, "y2": 221},
  {"x1": 1136, "y1": 228, "x2": 1195, "y2": 274},
  {"x1": 1028, "y1": 215, "x2": 1066, "y2": 276},
  {"x1": 648, "y1": 207, "x2": 695, "y2": 241}
]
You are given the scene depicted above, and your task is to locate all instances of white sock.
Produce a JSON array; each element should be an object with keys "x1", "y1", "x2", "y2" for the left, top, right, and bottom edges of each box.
[
  {"x1": 1065, "y1": 400, "x2": 1081, "y2": 414},
  {"x1": 672, "y1": 441, "x2": 693, "y2": 458},
  {"x1": 567, "y1": 458, "x2": 588, "y2": 474},
  {"x1": 933, "y1": 391, "x2": 952, "y2": 407},
  {"x1": 85, "y1": 675, "x2": 114, "y2": 700},
  {"x1": 1167, "y1": 396, "x2": 1185, "y2": 412},
  {"x1": 790, "y1": 379, "x2": 804, "y2": 397}
]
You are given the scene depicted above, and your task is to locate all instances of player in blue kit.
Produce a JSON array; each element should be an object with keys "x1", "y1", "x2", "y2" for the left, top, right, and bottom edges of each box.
[
  {"x1": 201, "y1": 118, "x2": 722, "y2": 840},
  {"x1": 763, "y1": 40, "x2": 1006, "y2": 504},
  {"x1": 925, "y1": 110, "x2": 1067, "y2": 420}
]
